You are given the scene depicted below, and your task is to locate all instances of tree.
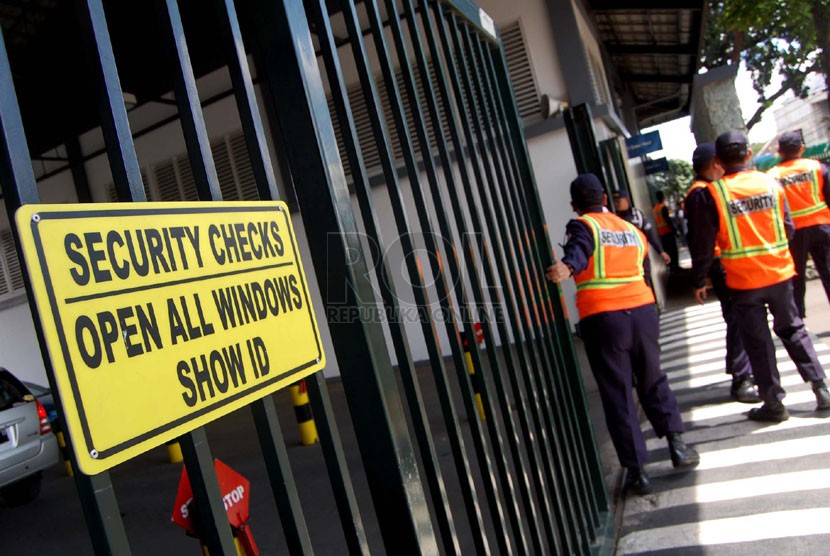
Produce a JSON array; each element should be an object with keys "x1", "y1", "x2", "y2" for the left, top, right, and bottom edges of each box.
[
  {"x1": 702, "y1": 0, "x2": 830, "y2": 131},
  {"x1": 652, "y1": 160, "x2": 695, "y2": 208}
]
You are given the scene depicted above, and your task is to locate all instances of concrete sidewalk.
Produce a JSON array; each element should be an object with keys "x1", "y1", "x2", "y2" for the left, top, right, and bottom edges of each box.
[{"x1": 612, "y1": 279, "x2": 830, "y2": 555}]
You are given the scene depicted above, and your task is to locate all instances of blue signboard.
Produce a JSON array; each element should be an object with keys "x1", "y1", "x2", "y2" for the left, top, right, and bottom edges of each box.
[
  {"x1": 643, "y1": 157, "x2": 669, "y2": 174},
  {"x1": 625, "y1": 131, "x2": 663, "y2": 158}
]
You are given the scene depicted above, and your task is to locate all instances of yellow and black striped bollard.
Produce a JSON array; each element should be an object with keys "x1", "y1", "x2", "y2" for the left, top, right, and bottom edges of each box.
[
  {"x1": 54, "y1": 419, "x2": 74, "y2": 477},
  {"x1": 289, "y1": 379, "x2": 319, "y2": 445},
  {"x1": 462, "y1": 332, "x2": 486, "y2": 421}
]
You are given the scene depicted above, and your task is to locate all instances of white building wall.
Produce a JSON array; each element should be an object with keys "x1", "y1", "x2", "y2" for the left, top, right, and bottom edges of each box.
[{"x1": 774, "y1": 90, "x2": 830, "y2": 147}]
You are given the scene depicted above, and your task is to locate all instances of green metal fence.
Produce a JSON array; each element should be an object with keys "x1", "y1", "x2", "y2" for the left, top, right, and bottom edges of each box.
[{"x1": 0, "y1": 0, "x2": 613, "y2": 553}]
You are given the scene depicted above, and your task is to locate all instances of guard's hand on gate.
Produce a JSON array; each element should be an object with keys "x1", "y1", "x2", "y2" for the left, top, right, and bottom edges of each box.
[
  {"x1": 693, "y1": 286, "x2": 708, "y2": 305},
  {"x1": 546, "y1": 261, "x2": 571, "y2": 284}
]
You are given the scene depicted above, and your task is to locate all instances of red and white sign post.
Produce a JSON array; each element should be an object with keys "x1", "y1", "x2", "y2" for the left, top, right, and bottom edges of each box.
[{"x1": 172, "y1": 459, "x2": 258, "y2": 555}]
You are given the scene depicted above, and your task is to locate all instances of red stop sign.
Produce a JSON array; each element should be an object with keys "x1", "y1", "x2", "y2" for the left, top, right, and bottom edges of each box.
[
  {"x1": 474, "y1": 322, "x2": 484, "y2": 344},
  {"x1": 171, "y1": 458, "x2": 251, "y2": 533}
]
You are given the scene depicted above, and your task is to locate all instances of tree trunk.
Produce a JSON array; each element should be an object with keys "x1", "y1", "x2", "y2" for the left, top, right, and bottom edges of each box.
[{"x1": 811, "y1": 0, "x2": 830, "y2": 116}]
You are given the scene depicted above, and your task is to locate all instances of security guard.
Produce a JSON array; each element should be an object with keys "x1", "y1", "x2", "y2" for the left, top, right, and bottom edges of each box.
[
  {"x1": 685, "y1": 143, "x2": 758, "y2": 403},
  {"x1": 653, "y1": 190, "x2": 680, "y2": 271},
  {"x1": 767, "y1": 131, "x2": 830, "y2": 317},
  {"x1": 690, "y1": 131, "x2": 830, "y2": 422},
  {"x1": 614, "y1": 190, "x2": 670, "y2": 288},
  {"x1": 614, "y1": 190, "x2": 671, "y2": 265},
  {"x1": 547, "y1": 173, "x2": 699, "y2": 496}
]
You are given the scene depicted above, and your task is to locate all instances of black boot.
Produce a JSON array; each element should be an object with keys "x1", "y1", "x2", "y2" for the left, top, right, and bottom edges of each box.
[
  {"x1": 666, "y1": 432, "x2": 700, "y2": 469},
  {"x1": 730, "y1": 375, "x2": 760, "y2": 403},
  {"x1": 812, "y1": 380, "x2": 830, "y2": 410},
  {"x1": 747, "y1": 402, "x2": 789, "y2": 422},
  {"x1": 624, "y1": 467, "x2": 652, "y2": 496}
]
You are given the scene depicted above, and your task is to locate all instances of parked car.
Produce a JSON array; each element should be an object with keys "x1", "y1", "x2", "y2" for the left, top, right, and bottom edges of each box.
[
  {"x1": 0, "y1": 368, "x2": 59, "y2": 506},
  {"x1": 22, "y1": 380, "x2": 58, "y2": 427}
]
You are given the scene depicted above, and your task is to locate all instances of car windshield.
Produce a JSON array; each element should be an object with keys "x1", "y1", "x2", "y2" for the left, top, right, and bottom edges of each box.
[
  {"x1": 23, "y1": 382, "x2": 48, "y2": 397},
  {"x1": 0, "y1": 374, "x2": 27, "y2": 411}
]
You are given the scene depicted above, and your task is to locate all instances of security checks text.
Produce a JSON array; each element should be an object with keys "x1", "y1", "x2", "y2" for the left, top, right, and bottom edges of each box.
[{"x1": 15, "y1": 202, "x2": 324, "y2": 474}]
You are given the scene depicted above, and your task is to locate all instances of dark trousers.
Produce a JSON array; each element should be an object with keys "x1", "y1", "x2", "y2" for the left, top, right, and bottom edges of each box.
[
  {"x1": 790, "y1": 224, "x2": 830, "y2": 317},
  {"x1": 731, "y1": 279, "x2": 826, "y2": 407},
  {"x1": 660, "y1": 232, "x2": 679, "y2": 271},
  {"x1": 581, "y1": 304, "x2": 685, "y2": 468},
  {"x1": 709, "y1": 258, "x2": 752, "y2": 379}
]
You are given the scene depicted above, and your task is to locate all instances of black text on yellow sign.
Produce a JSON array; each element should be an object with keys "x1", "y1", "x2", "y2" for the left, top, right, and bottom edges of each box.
[{"x1": 15, "y1": 202, "x2": 325, "y2": 475}]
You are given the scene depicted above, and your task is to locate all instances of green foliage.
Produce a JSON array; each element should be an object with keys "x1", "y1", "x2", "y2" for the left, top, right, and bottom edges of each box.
[
  {"x1": 702, "y1": 0, "x2": 829, "y2": 130},
  {"x1": 652, "y1": 160, "x2": 695, "y2": 208}
]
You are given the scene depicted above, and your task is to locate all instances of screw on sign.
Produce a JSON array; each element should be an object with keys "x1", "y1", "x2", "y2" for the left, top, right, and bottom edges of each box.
[{"x1": 172, "y1": 458, "x2": 258, "y2": 555}]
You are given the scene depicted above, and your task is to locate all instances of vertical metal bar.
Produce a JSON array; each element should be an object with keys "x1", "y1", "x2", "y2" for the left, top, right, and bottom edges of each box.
[
  {"x1": 441, "y1": 13, "x2": 573, "y2": 554},
  {"x1": 479, "y1": 43, "x2": 604, "y2": 540},
  {"x1": 467, "y1": 30, "x2": 596, "y2": 552},
  {"x1": 307, "y1": 1, "x2": 466, "y2": 553},
  {"x1": 213, "y1": 0, "x2": 280, "y2": 202},
  {"x1": 345, "y1": 0, "x2": 533, "y2": 552},
  {"x1": 179, "y1": 429, "x2": 238, "y2": 555},
  {"x1": 4, "y1": 5, "x2": 140, "y2": 554},
  {"x1": 397, "y1": 0, "x2": 556, "y2": 549},
  {"x1": 416, "y1": 5, "x2": 531, "y2": 554},
  {"x1": 75, "y1": 0, "x2": 146, "y2": 202},
  {"x1": 213, "y1": 1, "x2": 344, "y2": 552},
  {"x1": 380, "y1": 0, "x2": 550, "y2": 550},
  {"x1": 66, "y1": 137, "x2": 93, "y2": 203},
  {"x1": 153, "y1": 4, "x2": 245, "y2": 554},
  {"x1": 219, "y1": 1, "x2": 369, "y2": 551},
  {"x1": 156, "y1": 0, "x2": 223, "y2": 201},
  {"x1": 488, "y1": 35, "x2": 610, "y2": 517},
  {"x1": 248, "y1": 1, "x2": 438, "y2": 552},
  {"x1": 304, "y1": 374, "x2": 370, "y2": 555},
  {"x1": 458, "y1": 20, "x2": 593, "y2": 553},
  {"x1": 250, "y1": 398, "x2": 314, "y2": 555}
]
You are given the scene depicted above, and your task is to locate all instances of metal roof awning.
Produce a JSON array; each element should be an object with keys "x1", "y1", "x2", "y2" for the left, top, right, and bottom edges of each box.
[{"x1": 586, "y1": 0, "x2": 706, "y2": 128}]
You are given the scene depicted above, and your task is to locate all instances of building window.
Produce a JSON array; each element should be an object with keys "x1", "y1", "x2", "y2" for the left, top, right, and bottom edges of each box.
[{"x1": 106, "y1": 130, "x2": 260, "y2": 202}]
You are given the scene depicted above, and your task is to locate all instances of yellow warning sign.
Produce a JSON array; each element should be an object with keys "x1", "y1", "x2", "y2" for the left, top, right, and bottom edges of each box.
[{"x1": 15, "y1": 202, "x2": 325, "y2": 475}]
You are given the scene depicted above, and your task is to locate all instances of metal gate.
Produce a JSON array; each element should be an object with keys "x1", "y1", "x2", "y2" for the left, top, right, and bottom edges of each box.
[{"x1": 0, "y1": 0, "x2": 612, "y2": 553}]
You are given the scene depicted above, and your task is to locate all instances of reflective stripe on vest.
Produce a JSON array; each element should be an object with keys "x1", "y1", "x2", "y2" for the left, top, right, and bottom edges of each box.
[
  {"x1": 768, "y1": 158, "x2": 830, "y2": 228},
  {"x1": 708, "y1": 171, "x2": 795, "y2": 289},
  {"x1": 576, "y1": 214, "x2": 645, "y2": 290},
  {"x1": 572, "y1": 213, "x2": 654, "y2": 319}
]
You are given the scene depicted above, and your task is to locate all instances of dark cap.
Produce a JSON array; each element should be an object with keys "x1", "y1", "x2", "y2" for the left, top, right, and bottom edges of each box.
[
  {"x1": 778, "y1": 130, "x2": 804, "y2": 154},
  {"x1": 715, "y1": 131, "x2": 749, "y2": 164},
  {"x1": 570, "y1": 173, "x2": 605, "y2": 209},
  {"x1": 692, "y1": 143, "x2": 716, "y2": 172},
  {"x1": 612, "y1": 189, "x2": 628, "y2": 200}
]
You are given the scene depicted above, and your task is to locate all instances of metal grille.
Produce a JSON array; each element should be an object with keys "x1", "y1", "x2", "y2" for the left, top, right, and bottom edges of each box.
[
  {"x1": 500, "y1": 20, "x2": 541, "y2": 122},
  {"x1": 0, "y1": 0, "x2": 612, "y2": 554},
  {"x1": 0, "y1": 229, "x2": 24, "y2": 296}
]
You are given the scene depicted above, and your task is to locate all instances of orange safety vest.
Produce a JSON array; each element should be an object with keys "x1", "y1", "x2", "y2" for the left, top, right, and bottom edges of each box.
[
  {"x1": 573, "y1": 212, "x2": 655, "y2": 319},
  {"x1": 652, "y1": 202, "x2": 671, "y2": 235},
  {"x1": 684, "y1": 179, "x2": 721, "y2": 257},
  {"x1": 707, "y1": 171, "x2": 795, "y2": 290},
  {"x1": 767, "y1": 158, "x2": 830, "y2": 229}
]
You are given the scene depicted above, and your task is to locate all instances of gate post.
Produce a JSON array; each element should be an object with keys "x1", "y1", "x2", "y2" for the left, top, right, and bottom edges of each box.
[
  {"x1": 245, "y1": 0, "x2": 438, "y2": 553},
  {"x1": 0, "y1": 18, "x2": 132, "y2": 556}
]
